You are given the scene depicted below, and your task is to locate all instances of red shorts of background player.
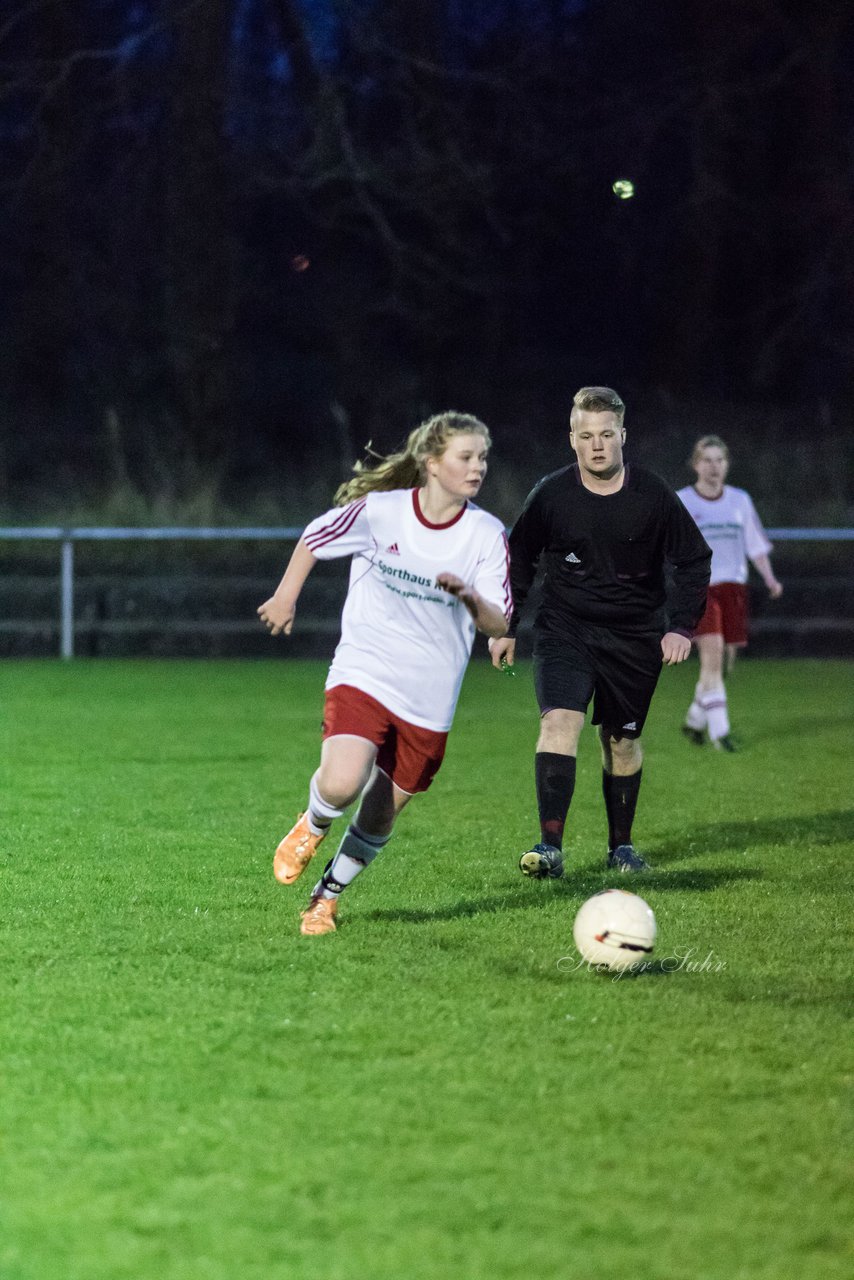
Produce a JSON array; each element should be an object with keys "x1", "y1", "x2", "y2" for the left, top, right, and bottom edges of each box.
[
  {"x1": 694, "y1": 582, "x2": 749, "y2": 645},
  {"x1": 321, "y1": 684, "x2": 448, "y2": 794}
]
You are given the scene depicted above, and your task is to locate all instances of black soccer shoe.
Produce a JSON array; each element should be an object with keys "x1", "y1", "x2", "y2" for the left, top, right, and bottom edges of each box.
[
  {"x1": 519, "y1": 844, "x2": 565, "y2": 880},
  {"x1": 681, "y1": 725, "x2": 705, "y2": 747},
  {"x1": 606, "y1": 843, "x2": 650, "y2": 873},
  {"x1": 712, "y1": 734, "x2": 739, "y2": 753}
]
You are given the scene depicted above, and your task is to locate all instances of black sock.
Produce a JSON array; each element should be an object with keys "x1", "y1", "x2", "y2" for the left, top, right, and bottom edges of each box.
[
  {"x1": 317, "y1": 857, "x2": 350, "y2": 897},
  {"x1": 602, "y1": 768, "x2": 642, "y2": 849},
  {"x1": 535, "y1": 752, "x2": 577, "y2": 850}
]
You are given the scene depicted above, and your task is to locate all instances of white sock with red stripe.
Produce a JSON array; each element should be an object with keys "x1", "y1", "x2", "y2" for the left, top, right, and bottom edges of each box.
[
  {"x1": 307, "y1": 772, "x2": 345, "y2": 836},
  {"x1": 685, "y1": 681, "x2": 706, "y2": 730},
  {"x1": 700, "y1": 684, "x2": 730, "y2": 742}
]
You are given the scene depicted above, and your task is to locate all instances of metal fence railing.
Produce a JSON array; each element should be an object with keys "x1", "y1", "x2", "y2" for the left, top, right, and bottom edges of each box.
[
  {"x1": 1, "y1": 526, "x2": 852, "y2": 659},
  {"x1": 1, "y1": 527, "x2": 301, "y2": 658}
]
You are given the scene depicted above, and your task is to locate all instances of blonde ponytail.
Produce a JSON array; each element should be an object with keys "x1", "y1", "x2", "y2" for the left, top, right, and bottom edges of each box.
[{"x1": 334, "y1": 411, "x2": 490, "y2": 507}]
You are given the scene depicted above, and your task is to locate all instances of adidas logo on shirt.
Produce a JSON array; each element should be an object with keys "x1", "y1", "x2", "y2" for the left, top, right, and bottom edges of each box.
[
  {"x1": 385, "y1": 543, "x2": 400, "y2": 555},
  {"x1": 565, "y1": 552, "x2": 581, "y2": 563}
]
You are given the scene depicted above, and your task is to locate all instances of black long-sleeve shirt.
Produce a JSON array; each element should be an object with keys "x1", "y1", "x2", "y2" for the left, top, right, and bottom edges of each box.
[{"x1": 508, "y1": 463, "x2": 711, "y2": 637}]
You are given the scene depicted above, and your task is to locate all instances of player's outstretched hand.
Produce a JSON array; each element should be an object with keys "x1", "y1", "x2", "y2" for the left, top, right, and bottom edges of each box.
[
  {"x1": 257, "y1": 595, "x2": 296, "y2": 637},
  {"x1": 661, "y1": 631, "x2": 691, "y2": 665},
  {"x1": 767, "y1": 579, "x2": 783, "y2": 600},
  {"x1": 489, "y1": 636, "x2": 516, "y2": 670}
]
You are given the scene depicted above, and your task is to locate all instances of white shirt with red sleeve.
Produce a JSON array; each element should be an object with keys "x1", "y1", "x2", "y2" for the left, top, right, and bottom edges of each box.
[
  {"x1": 301, "y1": 488, "x2": 512, "y2": 731},
  {"x1": 676, "y1": 484, "x2": 772, "y2": 586}
]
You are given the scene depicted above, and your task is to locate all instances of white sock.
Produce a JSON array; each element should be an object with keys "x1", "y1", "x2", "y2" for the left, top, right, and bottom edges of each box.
[
  {"x1": 685, "y1": 682, "x2": 706, "y2": 730},
  {"x1": 307, "y1": 772, "x2": 345, "y2": 835},
  {"x1": 313, "y1": 823, "x2": 390, "y2": 899},
  {"x1": 700, "y1": 684, "x2": 730, "y2": 741}
]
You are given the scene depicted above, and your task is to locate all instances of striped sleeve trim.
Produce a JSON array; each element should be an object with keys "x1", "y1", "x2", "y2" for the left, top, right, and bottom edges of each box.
[
  {"x1": 500, "y1": 531, "x2": 513, "y2": 620},
  {"x1": 304, "y1": 499, "x2": 367, "y2": 554}
]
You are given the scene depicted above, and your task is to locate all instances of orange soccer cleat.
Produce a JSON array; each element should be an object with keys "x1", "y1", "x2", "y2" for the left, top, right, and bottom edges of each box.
[
  {"x1": 273, "y1": 814, "x2": 327, "y2": 885},
  {"x1": 299, "y1": 895, "x2": 338, "y2": 936}
]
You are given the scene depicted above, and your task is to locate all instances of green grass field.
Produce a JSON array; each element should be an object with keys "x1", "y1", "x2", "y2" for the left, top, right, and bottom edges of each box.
[{"x1": 3, "y1": 657, "x2": 852, "y2": 1280}]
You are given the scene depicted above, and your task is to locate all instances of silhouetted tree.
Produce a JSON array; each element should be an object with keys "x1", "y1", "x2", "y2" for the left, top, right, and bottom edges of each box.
[{"x1": 0, "y1": 0, "x2": 850, "y2": 504}]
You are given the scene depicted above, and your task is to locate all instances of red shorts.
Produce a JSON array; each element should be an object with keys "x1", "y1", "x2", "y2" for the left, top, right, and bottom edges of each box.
[
  {"x1": 321, "y1": 684, "x2": 448, "y2": 795},
  {"x1": 694, "y1": 582, "x2": 749, "y2": 645}
]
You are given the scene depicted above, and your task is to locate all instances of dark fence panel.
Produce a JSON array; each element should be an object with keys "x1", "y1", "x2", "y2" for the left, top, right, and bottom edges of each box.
[{"x1": 1, "y1": 530, "x2": 851, "y2": 658}]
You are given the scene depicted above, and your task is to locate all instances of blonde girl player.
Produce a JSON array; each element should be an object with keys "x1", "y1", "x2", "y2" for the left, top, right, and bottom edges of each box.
[
  {"x1": 257, "y1": 412, "x2": 511, "y2": 936},
  {"x1": 677, "y1": 435, "x2": 782, "y2": 751}
]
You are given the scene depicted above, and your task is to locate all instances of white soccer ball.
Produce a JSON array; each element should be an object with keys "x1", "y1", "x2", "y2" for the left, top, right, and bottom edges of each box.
[{"x1": 573, "y1": 889, "x2": 656, "y2": 972}]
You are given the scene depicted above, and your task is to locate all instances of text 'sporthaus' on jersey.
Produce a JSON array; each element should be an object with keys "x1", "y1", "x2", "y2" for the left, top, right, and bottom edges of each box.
[
  {"x1": 303, "y1": 486, "x2": 511, "y2": 732},
  {"x1": 677, "y1": 434, "x2": 782, "y2": 751},
  {"x1": 257, "y1": 411, "x2": 512, "y2": 937},
  {"x1": 676, "y1": 485, "x2": 771, "y2": 586}
]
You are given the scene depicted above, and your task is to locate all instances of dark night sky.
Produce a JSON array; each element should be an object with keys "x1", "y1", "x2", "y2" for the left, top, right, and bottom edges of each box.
[{"x1": 0, "y1": 0, "x2": 851, "y2": 517}]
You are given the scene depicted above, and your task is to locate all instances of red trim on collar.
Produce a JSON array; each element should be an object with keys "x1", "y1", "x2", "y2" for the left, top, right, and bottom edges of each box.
[
  {"x1": 412, "y1": 488, "x2": 468, "y2": 529},
  {"x1": 692, "y1": 484, "x2": 725, "y2": 501}
]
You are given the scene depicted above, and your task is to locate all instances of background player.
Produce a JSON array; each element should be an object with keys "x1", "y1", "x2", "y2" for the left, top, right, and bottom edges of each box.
[
  {"x1": 677, "y1": 434, "x2": 783, "y2": 751},
  {"x1": 489, "y1": 386, "x2": 711, "y2": 878},
  {"x1": 257, "y1": 412, "x2": 511, "y2": 935}
]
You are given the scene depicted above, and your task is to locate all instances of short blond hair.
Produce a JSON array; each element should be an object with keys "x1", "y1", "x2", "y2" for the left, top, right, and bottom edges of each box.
[
  {"x1": 691, "y1": 434, "x2": 729, "y2": 464},
  {"x1": 570, "y1": 386, "x2": 626, "y2": 430}
]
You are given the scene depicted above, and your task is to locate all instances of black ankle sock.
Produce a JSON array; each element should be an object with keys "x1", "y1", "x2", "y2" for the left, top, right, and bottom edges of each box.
[
  {"x1": 535, "y1": 752, "x2": 577, "y2": 850},
  {"x1": 318, "y1": 858, "x2": 347, "y2": 897},
  {"x1": 602, "y1": 768, "x2": 642, "y2": 849}
]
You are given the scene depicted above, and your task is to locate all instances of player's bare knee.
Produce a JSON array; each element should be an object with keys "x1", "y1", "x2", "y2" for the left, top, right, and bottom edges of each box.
[
  {"x1": 537, "y1": 708, "x2": 583, "y2": 754},
  {"x1": 601, "y1": 728, "x2": 642, "y2": 773},
  {"x1": 697, "y1": 635, "x2": 724, "y2": 687},
  {"x1": 617, "y1": 738, "x2": 643, "y2": 773},
  {"x1": 316, "y1": 770, "x2": 367, "y2": 810}
]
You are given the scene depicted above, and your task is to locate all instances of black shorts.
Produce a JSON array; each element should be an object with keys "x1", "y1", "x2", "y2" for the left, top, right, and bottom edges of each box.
[{"x1": 533, "y1": 621, "x2": 663, "y2": 739}]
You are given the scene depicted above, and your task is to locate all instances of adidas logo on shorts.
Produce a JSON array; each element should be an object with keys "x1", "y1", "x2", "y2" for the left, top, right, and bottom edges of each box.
[
  {"x1": 565, "y1": 552, "x2": 581, "y2": 563},
  {"x1": 622, "y1": 721, "x2": 638, "y2": 731}
]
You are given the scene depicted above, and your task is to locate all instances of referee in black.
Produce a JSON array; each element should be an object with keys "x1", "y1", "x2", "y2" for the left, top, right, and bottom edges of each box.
[{"x1": 490, "y1": 386, "x2": 711, "y2": 876}]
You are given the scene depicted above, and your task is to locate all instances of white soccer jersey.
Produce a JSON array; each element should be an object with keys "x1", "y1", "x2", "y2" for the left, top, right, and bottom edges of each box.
[
  {"x1": 302, "y1": 488, "x2": 512, "y2": 731},
  {"x1": 676, "y1": 485, "x2": 772, "y2": 586}
]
